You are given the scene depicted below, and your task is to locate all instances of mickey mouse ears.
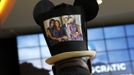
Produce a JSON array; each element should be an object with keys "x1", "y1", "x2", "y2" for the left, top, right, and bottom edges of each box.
[
  {"x1": 74, "y1": 0, "x2": 99, "y2": 21},
  {"x1": 33, "y1": 0, "x2": 99, "y2": 26},
  {"x1": 33, "y1": 0, "x2": 54, "y2": 26}
]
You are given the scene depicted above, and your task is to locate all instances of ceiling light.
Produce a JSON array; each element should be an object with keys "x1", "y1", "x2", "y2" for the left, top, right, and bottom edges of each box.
[
  {"x1": 0, "y1": 0, "x2": 16, "y2": 26},
  {"x1": 0, "y1": 0, "x2": 7, "y2": 14},
  {"x1": 97, "y1": 0, "x2": 103, "y2": 5}
]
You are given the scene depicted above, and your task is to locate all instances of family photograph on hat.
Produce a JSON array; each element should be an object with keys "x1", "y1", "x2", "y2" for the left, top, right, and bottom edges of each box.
[{"x1": 43, "y1": 14, "x2": 83, "y2": 46}]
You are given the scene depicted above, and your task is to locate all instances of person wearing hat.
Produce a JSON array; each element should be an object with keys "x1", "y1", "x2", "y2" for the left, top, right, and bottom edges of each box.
[{"x1": 33, "y1": 0, "x2": 99, "y2": 75}]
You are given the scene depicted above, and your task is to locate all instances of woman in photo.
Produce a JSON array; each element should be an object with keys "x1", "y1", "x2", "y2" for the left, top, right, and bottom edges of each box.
[
  {"x1": 46, "y1": 19, "x2": 55, "y2": 38},
  {"x1": 52, "y1": 20, "x2": 68, "y2": 42},
  {"x1": 47, "y1": 19, "x2": 68, "y2": 45}
]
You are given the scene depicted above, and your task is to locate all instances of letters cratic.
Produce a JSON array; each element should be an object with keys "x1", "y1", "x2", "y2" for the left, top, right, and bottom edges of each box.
[{"x1": 92, "y1": 63, "x2": 126, "y2": 73}]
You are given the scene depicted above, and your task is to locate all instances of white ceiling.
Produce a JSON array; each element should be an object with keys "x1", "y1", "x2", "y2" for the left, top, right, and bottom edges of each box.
[{"x1": 1, "y1": 0, "x2": 134, "y2": 38}]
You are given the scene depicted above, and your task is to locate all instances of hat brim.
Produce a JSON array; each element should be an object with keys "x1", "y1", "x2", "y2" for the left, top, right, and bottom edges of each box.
[{"x1": 46, "y1": 50, "x2": 96, "y2": 65}]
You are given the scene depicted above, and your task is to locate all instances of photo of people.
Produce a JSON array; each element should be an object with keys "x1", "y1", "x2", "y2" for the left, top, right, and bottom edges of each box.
[
  {"x1": 43, "y1": 15, "x2": 83, "y2": 46},
  {"x1": 62, "y1": 15, "x2": 83, "y2": 40}
]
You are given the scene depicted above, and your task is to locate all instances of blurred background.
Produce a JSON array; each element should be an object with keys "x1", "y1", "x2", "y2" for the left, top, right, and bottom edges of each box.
[{"x1": 0, "y1": 0, "x2": 134, "y2": 75}]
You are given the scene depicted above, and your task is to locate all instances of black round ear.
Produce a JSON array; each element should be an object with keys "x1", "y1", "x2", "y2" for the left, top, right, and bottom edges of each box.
[
  {"x1": 33, "y1": 0, "x2": 55, "y2": 26},
  {"x1": 73, "y1": 0, "x2": 99, "y2": 22}
]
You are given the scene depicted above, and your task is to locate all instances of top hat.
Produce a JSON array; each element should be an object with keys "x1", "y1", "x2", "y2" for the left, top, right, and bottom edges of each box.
[{"x1": 33, "y1": 0, "x2": 99, "y2": 65}]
